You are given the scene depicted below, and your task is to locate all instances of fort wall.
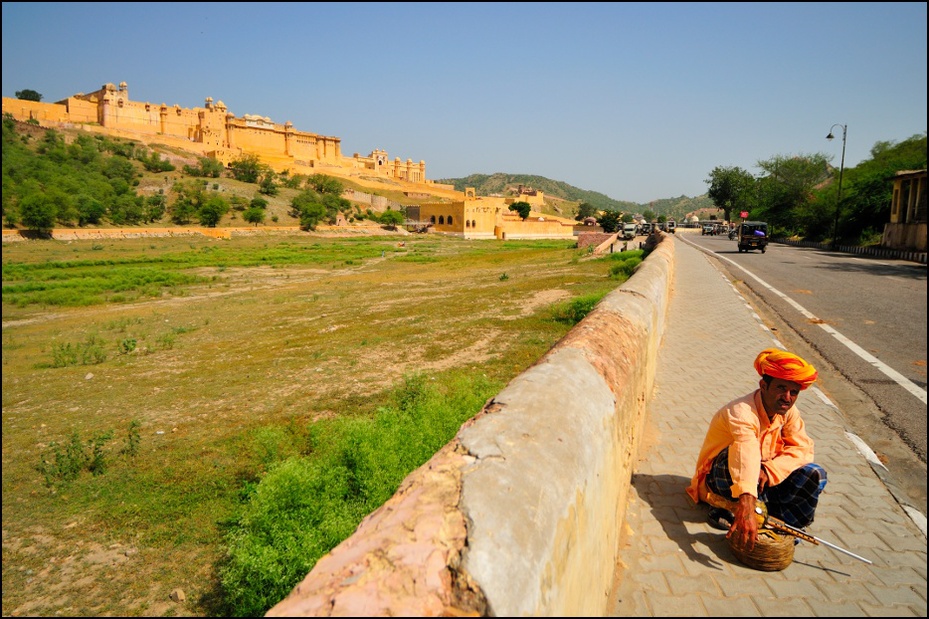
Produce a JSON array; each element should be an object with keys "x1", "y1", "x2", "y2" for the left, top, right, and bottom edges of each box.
[
  {"x1": 1, "y1": 81, "x2": 420, "y2": 184},
  {"x1": 2, "y1": 82, "x2": 584, "y2": 242}
]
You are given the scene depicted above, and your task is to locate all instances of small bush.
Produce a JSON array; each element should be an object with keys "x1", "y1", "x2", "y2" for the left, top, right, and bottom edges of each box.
[
  {"x1": 50, "y1": 335, "x2": 108, "y2": 367},
  {"x1": 88, "y1": 430, "x2": 115, "y2": 475},
  {"x1": 37, "y1": 428, "x2": 115, "y2": 486},
  {"x1": 549, "y1": 293, "x2": 606, "y2": 325},
  {"x1": 218, "y1": 372, "x2": 496, "y2": 616},
  {"x1": 121, "y1": 419, "x2": 142, "y2": 457},
  {"x1": 608, "y1": 259, "x2": 639, "y2": 280}
]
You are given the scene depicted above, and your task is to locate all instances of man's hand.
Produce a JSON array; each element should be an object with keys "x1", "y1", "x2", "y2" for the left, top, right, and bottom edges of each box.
[
  {"x1": 758, "y1": 467, "x2": 769, "y2": 492},
  {"x1": 727, "y1": 493, "x2": 759, "y2": 551}
]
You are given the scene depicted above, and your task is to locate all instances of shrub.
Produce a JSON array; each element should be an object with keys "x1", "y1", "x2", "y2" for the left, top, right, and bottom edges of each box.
[
  {"x1": 50, "y1": 335, "x2": 108, "y2": 367},
  {"x1": 218, "y1": 372, "x2": 495, "y2": 616},
  {"x1": 549, "y1": 292, "x2": 606, "y2": 325},
  {"x1": 37, "y1": 429, "x2": 115, "y2": 486}
]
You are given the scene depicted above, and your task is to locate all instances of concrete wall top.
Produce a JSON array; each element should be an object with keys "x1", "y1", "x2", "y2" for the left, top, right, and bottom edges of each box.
[{"x1": 266, "y1": 234, "x2": 675, "y2": 617}]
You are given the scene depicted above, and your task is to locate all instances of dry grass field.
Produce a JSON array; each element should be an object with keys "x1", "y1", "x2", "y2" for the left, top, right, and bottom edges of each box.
[{"x1": 2, "y1": 230, "x2": 631, "y2": 616}]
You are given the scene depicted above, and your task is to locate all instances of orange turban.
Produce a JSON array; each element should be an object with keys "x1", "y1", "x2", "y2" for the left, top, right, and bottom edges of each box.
[{"x1": 754, "y1": 348, "x2": 818, "y2": 390}]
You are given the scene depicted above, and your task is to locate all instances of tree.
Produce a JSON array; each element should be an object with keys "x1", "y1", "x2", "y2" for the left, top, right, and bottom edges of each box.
[
  {"x1": 509, "y1": 201, "x2": 531, "y2": 220},
  {"x1": 15, "y1": 89, "x2": 42, "y2": 102},
  {"x1": 183, "y1": 156, "x2": 222, "y2": 178},
  {"x1": 171, "y1": 198, "x2": 196, "y2": 224},
  {"x1": 258, "y1": 171, "x2": 279, "y2": 196},
  {"x1": 705, "y1": 166, "x2": 755, "y2": 224},
  {"x1": 755, "y1": 154, "x2": 830, "y2": 236},
  {"x1": 642, "y1": 209, "x2": 656, "y2": 223},
  {"x1": 289, "y1": 189, "x2": 330, "y2": 230},
  {"x1": 298, "y1": 202, "x2": 327, "y2": 231},
  {"x1": 379, "y1": 208, "x2": 405, "y2": 229},
  {"x1": 596, "y1": 210, "x2": 621, "y2": 233},
  {"x1": 306, "y1": 174, "x2": 344, "y2": 195},
  {"x1": 198, "y1": 195, "x2": 229, "y2": 227},
  {"x1": 229, "y1": 154, "x2": 263, "y2": 184},
  {"x1": 822, "y1": 133, "x2": 926, "y2": 244},
  {"x1": 76, "y1": 194, "x2": 106, "y2": 226},
  {"x1": 576, "y1": 202, "x2": 596, "y2": 221},
  {"x1": 143, "y1": 194, "x2": 167, "y2": 223},
  {"x1": 243, "y1": 206, "x2": 265, "y2": 227},
  {"x1": 19, "y1": 192, "x2": 56, "y2": 232}
]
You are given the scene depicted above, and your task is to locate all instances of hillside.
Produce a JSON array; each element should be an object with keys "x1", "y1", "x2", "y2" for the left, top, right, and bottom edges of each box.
[
  {"x1": 436, "y1": 172, "x2": 715, "y2": 221},
  {"x1": 3, "y1": 118, "x2": 714, "y2": 230}
]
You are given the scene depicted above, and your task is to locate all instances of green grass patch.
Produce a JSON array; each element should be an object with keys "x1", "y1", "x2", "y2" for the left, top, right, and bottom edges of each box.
[
  {"x1": 1, "y1": 234, "x2": 642, "y2": 616},
  {"x1": 217, "y1": 372, "x2": 497, "y2": 616}
]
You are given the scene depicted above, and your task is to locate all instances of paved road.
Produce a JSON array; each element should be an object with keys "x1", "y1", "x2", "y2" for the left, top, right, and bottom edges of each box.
[
  {"x1": 609, "y1": 236, "x2": 927, "y2": 616},
  {"x1": 679, "y1": 231, "x2": 927, "y2": 517}
]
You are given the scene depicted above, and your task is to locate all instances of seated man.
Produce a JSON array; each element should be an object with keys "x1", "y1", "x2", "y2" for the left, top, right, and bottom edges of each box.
[{"x1": 686, "y1": 348, "x2": 828, "y2": 551}]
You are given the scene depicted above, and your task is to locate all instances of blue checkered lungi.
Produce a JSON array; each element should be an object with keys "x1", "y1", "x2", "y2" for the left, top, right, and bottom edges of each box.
[{"x1": 705, "y1": 447, "x2": 827, "y2": 528}]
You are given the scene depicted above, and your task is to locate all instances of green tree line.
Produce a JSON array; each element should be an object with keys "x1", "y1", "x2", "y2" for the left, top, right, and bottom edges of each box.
[{"x1": 705, "y1": 133, "x2": 926, "y2": 245}]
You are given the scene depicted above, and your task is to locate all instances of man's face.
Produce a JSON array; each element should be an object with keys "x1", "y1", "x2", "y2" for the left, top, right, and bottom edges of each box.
[{"x1": 759, "y1": 376, "x2": 803, "y2": 417}]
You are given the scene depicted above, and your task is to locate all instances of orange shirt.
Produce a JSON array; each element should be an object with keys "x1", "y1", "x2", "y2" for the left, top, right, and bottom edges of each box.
[{"x1": 685, "y1": 389, "x2": 814, "y2": 504}]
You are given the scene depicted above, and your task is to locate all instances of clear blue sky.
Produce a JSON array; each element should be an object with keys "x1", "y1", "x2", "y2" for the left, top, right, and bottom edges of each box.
[{"x1": 3, "y1": 2, "x2": 926, "y2": 204}]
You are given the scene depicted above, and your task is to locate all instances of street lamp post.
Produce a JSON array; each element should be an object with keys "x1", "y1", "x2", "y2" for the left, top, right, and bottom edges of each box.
[{"x1": 826, "y1": 123, "x2": 847, "y2": 250}]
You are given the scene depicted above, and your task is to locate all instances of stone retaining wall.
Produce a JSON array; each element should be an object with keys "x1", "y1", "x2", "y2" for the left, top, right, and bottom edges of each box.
[{"x1": 266, "y1": 233, "x2": 676, "y2": 616}]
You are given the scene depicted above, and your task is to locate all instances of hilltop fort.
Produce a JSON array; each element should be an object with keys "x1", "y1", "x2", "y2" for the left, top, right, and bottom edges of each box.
[
  {"x1": 2, "y1": 81, "x2": 431, "y2": 188},
  {"x1": 2, "y1": 81, "x2": 581, "y2": 240}
]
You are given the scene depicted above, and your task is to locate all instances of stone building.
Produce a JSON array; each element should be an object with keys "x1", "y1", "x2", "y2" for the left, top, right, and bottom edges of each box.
[
  {"x1": 416, "y1": 188, "x2": 576, "y2": 240},
  {"x1": 882, "y1": 169, "x2": 927, "y2": 252},
  {"x1": 3, "y1": 81, "x2": 582, "y2": 241},
  {"x1": 1, "y1": 81, "x2": 426, "y2": 185}
]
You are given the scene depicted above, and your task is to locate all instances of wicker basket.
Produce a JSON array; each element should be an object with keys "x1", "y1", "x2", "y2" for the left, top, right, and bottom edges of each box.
[{"x1": 728, "y1": 529, "x2": 794, "y2": 571}]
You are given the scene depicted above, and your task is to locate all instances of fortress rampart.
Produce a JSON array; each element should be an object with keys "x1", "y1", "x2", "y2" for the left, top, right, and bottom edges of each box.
[
  {"x1": 1, "y1": 81, "x2": 426, "y2": 184},
  {"x1": 2, "y1": 82, "x2": 587, "y2": 241},
  {"x1": 265, "y1": 233, "x2": 674, "y2": 616}
]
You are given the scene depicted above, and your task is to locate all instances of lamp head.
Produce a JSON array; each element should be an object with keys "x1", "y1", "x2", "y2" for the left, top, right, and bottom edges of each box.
[{"x1": 826, "y1": 132, "x2": 834, "y2": 140}]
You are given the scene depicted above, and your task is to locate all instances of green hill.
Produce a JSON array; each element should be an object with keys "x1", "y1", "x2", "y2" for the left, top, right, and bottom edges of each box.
[{"x1": 435, "y1": 172, "x2": 713, "y2": 221}]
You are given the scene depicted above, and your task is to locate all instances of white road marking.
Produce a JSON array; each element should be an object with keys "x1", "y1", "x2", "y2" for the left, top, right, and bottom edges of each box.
[{"x1": 684, "y1": 237, "x2": 928, "y2": 405}]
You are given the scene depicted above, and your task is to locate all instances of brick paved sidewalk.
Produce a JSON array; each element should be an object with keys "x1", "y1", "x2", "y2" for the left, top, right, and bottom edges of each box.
[{"x1": 609, "y1": 237, "x2": 927, "y2": 617}]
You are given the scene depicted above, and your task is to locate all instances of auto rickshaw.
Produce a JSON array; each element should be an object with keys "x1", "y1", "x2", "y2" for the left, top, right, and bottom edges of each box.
[{"x1": 737, "y1": 221, "x2": 768, "y2": 253}]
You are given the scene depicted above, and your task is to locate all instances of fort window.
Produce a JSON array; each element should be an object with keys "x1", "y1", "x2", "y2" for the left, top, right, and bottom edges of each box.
[
  {"x1": 447, "y1": 216, "x2": 453, "y2": 225},
  {"x1": 430, "y1": 216, "x2": 436, "y2": 224},
  {"x1": 439, "y1": 216, "x2": 445, "y2": 225}
]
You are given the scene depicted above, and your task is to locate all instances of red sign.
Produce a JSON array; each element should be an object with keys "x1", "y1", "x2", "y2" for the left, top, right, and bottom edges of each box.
[{"x1": 740, "y1": 211, "x2": 749, "y2": 219}]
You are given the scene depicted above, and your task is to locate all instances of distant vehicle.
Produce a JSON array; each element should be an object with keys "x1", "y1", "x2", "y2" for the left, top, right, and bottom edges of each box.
[
  {"x1": 666, "y1": 220, "x2": 676, "y2": 234},
  {"x1": 622, "y1": 222, "x2": 637, "y2": 240},
  {"x1": 737, "y1": 221, "x2": 768, "y2": 253},
  {"x1": 702, "y1": 224, "x2": 714, "y2": 235},
  {"x1": 640, "y1": 222, "x2": 652, "y2": 235}
]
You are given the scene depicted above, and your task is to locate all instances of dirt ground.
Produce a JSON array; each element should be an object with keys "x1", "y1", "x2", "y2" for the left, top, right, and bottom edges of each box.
[{"x1": 2, "y1": 232, "x2": 614, "y2": 616}]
